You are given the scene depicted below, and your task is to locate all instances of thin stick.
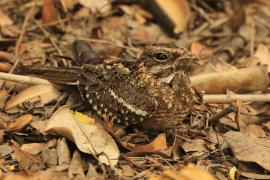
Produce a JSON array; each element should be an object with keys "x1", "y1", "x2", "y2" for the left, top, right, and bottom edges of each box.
[
  {"x1": 9, "y1": 2, "x2": 35, "y2": 74},
  {"x1": 203, "y1": 94, "x2": 270, "y2": 103},
  {"x1": 0, "y1": 72, "x2": 51, "y2": 85},
  {"x1": 208, "y1": 105, "x2": 237, "y2": 124}
]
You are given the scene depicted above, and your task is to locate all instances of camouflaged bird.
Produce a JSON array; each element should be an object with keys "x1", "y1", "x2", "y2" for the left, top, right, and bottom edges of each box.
[{"x1": 73, "y1": 40, "x2": 197, "y2": 130}]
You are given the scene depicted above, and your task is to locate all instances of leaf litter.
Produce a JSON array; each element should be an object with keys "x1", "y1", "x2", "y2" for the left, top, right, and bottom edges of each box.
[{"x1": 0, "y1": 0, "x2": 269, "y2": 179}]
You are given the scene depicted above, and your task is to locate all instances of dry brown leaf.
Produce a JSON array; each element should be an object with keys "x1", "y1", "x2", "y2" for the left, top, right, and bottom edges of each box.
[
  {"x1": 57, "y1": 138, "x2": 71, "y2": 165},
  {"x1": 182, "y1": 139, "x2": 208, "y2": 153},
  {"x1": 240, "y1": 124, "x2": 267, "y2": 138},
  {"x1": 79, "y1": 0, "x2": 111, "y2": 14},
  {"x1": 41, "y1": 147, "x2": 58, "y2": 167},
  {"x1": 0, "y1": 130, "x2": 4, "y2": 143},
  {"x1": 0, "y1": 89, "x2": 9, "y2": 109},
  {"x1": 68, "y1": 151, "x2": 85, "y2": 180},
  {"x1": 42, "y1": 0, "x2": 58, "y2": 24},
  {"x1": 223, "y1": 131, "x2": 270, "y2": 171},
  {"x1": 2, "y1": 172, "x2": 29, "y2": 180},
  {"x1": 240, "y1": 172, "x2": 270, "y2": 179},
  {"x1": 0, "y1": 62, "x2": 12, "y2": 72},
  {"x1": 148, "y1": 164, "x2": 216, "y2": 180},
  {"x1": 0, "y1": 9, "x2": 13, "y2": 26},
  {"x1": 190, "y1": 42, "x2": 215, "y2": 59},
  {"x1": 131, "y1": 26, "x2": 159, "y2": 44},
  {"x1": 30, "y1": 120, "x2": 48, "y2": 134},
  {"x1": 126, "y1": 133, "x2": 167, "y2": 152},
  {"x1": 120, "y1": 164, "x2": 135, "y2": 177},
  {"x1": 0, "y1": 114, "x2": 6, "y2": 130},
  {"x1": 59, "y1": 0, "x2": 76, "y2": 12},
  {"x1": 5, "y1": 114, "x2": 33, "y2": 132},
  {"x1": 29, "y1": 171, "x2": 68, "y2": 180},
  {"x1": 0, "y1": 144, "x2": 13, "y2": 157},
  {"x1": 178, "y1": 164, "x2": 216, "y2": 180},
  {"x1": 74, "y1": 7, "x2": 90, "y2": 19},
  {"x1": 45, "y1": 106, "x2": 119, "y2": 166},
  {"x1": 13, "y1": 145, "x2": 44, "y2": 174},
  {"x1": 21, "y1": 143, "x2": 46, "y2": 155},
  {"x1": 120, "y1": 5, "x2": 153, "y2": 24},
  {"x1": 148, "y1": 0, "x2": 190, "y2": 33},
  {"x1": 249, "y1": 44, "x2": 270, "y2": 72},
  {"x1": 5, "y1": 84, "x2": 60, "y2": 110}
]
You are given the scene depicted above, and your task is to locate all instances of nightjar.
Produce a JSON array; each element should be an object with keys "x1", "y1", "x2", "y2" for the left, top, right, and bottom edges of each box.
[{"x1": 73, "y1": 40, "x2": 197, "y2": 130}]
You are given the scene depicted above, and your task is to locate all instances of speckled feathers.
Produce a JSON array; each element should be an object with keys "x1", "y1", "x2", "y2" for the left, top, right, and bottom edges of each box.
[{"x1": 73, "y1": 41, "x2": 196, "y2": 130}]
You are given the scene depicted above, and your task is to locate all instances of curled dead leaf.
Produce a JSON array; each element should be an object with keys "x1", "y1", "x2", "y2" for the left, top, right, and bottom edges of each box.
[
  {"x1": 12, "y1": 144, "x2": 44, "y2": 174},
  {"x1": 126, "y1": 133, "x2": 167, "y2": 152},
  {"x1": 45, "y1": 106, "x2": 119, "y2": 166},
  {"x1": 223, "y1": 131, "x2": 270, "y2": 171},
  {"x1": 146, "y1": 0, "x2": 190, "y2": 34},
  {"x1": 5, "y1": 84, "x2": 61, "y2": 111},
  {"x1": 0, "y1": 10, "x2": 13, "y2": 27},
  {"x1": 5, "y1": 114, "x2": 33, "y2": 132}
]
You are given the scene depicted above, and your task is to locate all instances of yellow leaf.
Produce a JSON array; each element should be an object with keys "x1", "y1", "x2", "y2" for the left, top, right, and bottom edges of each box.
[
  {"x1": 73, "y1": 111, "x2": 95, "y2": 124},
  {"x1": 229, "y1": 167, "x2": 237, "y2": 180}
]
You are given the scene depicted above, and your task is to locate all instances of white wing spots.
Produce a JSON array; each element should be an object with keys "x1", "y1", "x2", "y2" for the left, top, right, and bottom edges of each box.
[
  {"x1": 109, "y1": 89, "x2": 148, "y2": 117},
  {"x1": 97, "y1": 110, "x2": 102, "y2": 116},
  {"x1": 89, "y1": 99, "x2": 93, "y2": 104},
  {"x1": 100, "y1": 103, "x2": 103, "y2": 108},
  {"x1": 85, "y1": 86, "x2": 89, "y2": 91},
  {"x1": 104, "y1": 108, "x2": 107, "y2": 112},
  {"x1": 86, "y1": 94, "x2": 90, "y2": 98},
  {"x1": 93, "y1": 105, "x2": 97, "y2": 110}
]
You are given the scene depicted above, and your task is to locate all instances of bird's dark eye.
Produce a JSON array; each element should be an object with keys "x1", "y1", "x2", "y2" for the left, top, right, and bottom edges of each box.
[{"x1": 154, "y1": 52, "x2": 168, "y2": 61}]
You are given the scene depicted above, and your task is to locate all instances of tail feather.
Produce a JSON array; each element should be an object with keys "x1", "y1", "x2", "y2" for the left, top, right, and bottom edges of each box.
[{"x1": 16, "y1": 65, "x2": 80, "y2": 85}]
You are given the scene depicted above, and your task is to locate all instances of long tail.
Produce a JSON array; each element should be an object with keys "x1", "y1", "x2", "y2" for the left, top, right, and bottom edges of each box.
[
  {"x1": 16, "y1": 65, "x2": 80, "y2": 85},
  {"x1": 16, "y1": 40, "x2": 103, "y2": 85}
]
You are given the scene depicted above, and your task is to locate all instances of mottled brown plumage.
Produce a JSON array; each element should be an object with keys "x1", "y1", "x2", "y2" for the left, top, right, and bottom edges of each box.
[{"x1": 74, "y1": 40, "x2": 197, "y2": 130}]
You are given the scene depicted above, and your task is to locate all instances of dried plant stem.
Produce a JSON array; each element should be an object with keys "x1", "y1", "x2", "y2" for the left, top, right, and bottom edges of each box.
[
  {"x1": 208, "y1": 105, "x2": 237, "y2": 124},
  {"x1": 0, "y1": 72, "x2": 51, "y2": 85},
  {"x1": 203, "y1": 94, "x2": 270, "y2": 103}
]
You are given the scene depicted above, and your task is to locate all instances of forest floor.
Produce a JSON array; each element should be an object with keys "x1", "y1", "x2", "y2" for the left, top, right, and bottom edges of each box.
[{"x1": 0, "y1": 0, "x2": 270, "y2": 179}]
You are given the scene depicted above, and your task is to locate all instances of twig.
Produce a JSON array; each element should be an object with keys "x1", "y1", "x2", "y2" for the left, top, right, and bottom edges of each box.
[
  {"x1": 9, "y1": 2, "x2": 36, "y2": 74},
  {"x1": 0, "y1": 72, "x2": 51, "y2": 85},
  {"x1": 208, "y1": 105, "x2": 237, "y2": 124},
  {"x1": 203, "y1": 94, "x2": 270, "y2": 103}
]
